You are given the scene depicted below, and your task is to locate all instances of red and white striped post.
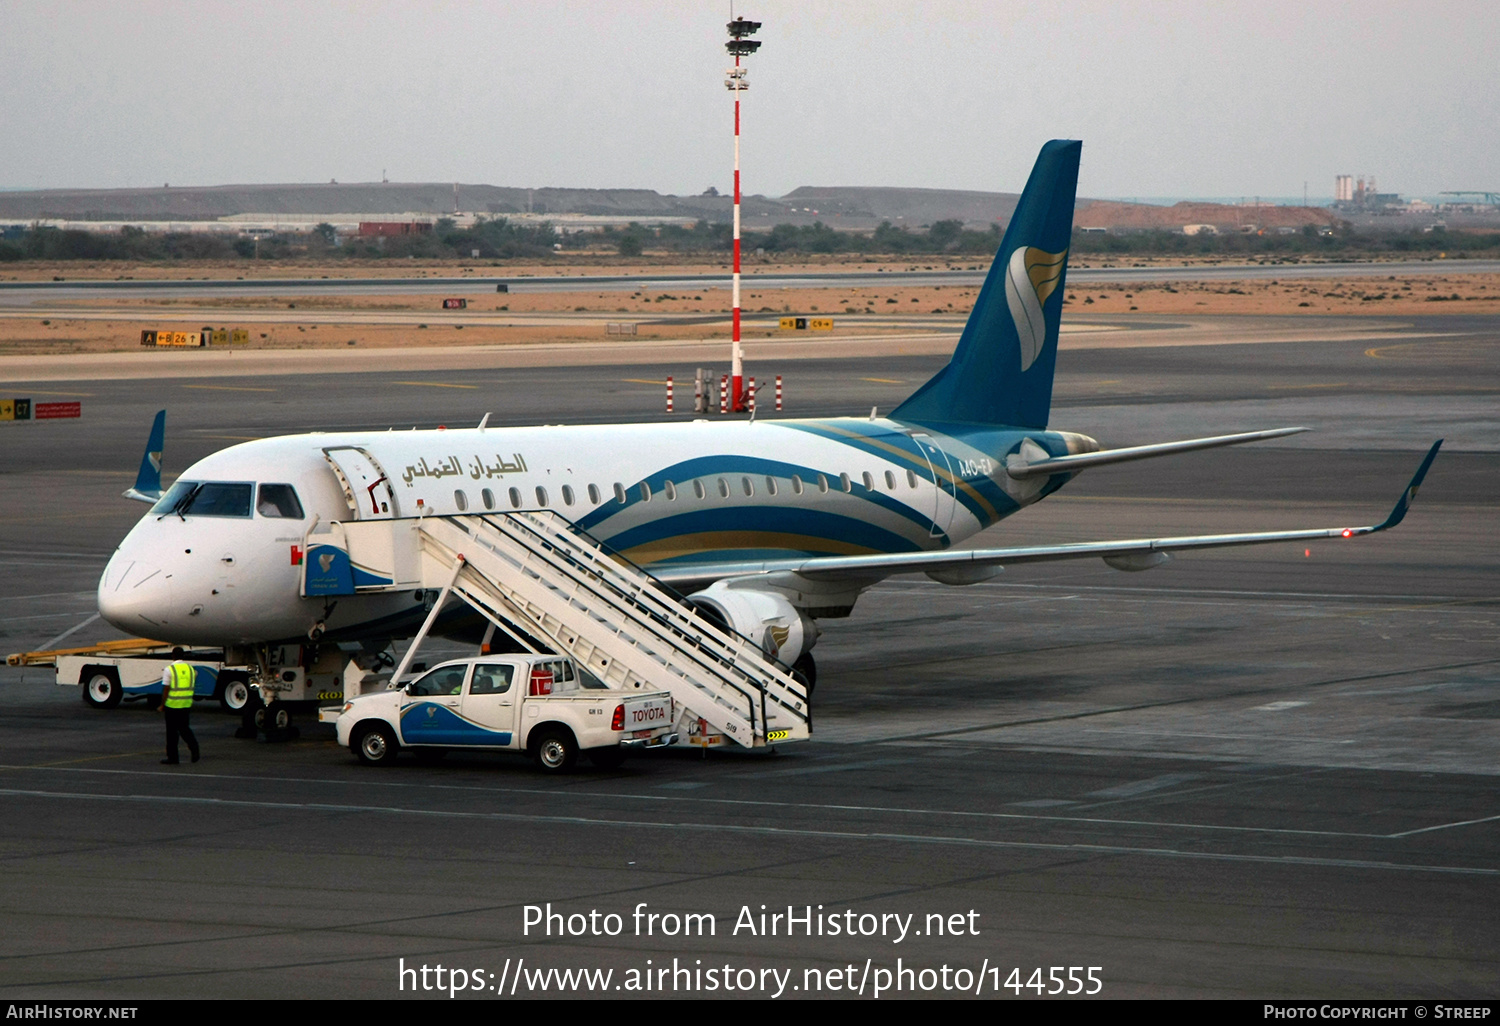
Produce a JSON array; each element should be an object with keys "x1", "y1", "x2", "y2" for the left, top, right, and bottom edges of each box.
[
  {"x1": 726, "y1": 18, "x2": 762, "y2": 413},
  {"x1": 775, "y1": 374, "x2": 782, "y2": 411},
  {"x1": 748, "y1": 376, "x2": 756, "y2": 413},
  {"x1": 666, "y1": 375, "x2": 673, "y2": 413},
  {"x1": 719, "y1": 374, "x2": 728, "y2": 414}
]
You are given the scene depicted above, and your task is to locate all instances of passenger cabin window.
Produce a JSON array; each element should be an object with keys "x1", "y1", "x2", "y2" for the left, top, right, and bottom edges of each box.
[
  {"x1": 693, "y1": 480, "x2": 706, "y2": 499},
  {"x1": 151, "y1": 481, "x2": 253, "y2": 519},
  {"x1": 765, "y1": 476, "x2": 778, "y2": 496},
  {"x1": 469, "y1": 664, "x2": 514, "y2": 695},
  {"x1": 818, "y1": 473, "x2": 831, "y2": 493},
  {"x1": 741, "y1": 477, "x2": 754, "y2": 497},
  {"x1": 407, "y1": 665, "x2": 466, "y2": 697},
  {"x1": 481, "y1": 488, "x2": 495, "y2": 510},
  {"x1": 791, "y1": 475, "x2": 804, "y2": 495},
  {"x1": 535, "y1": 486, "x2": 548, "y2": 506},
  {"x1": 717, "y1": 478, "x2": 729, "y2": 498},
  {"x1": 863, "y1": 471, "x2": 875, "y2": 490},
  {"x1": 885, "y1": 470, "x2": 897, "y2": 490},
  {"x1": 508, "y1": 487, "x2": 522, "y2": 509},
  {"x1": 663, "y1": 480, "x2": 677, "y2": 500},
  {"x1": 614, "y1": 483, "x2": 627, "y2": 504},
  {"x1": 839, "y1": 472, "x2": 852, "y2": 493},
  {"x1": 256, "y1": 484, "x2": 305, "y2": 519},
  {"x1": 639, "y1": 482, "x2": 652, "y2": 502},
  {"x1": 907, "y1": 469, "x2": 918, "y2": 489},
  {"x1": 588, "y1": 484, "x2": 601, "y2": 504},
  {"x1": 562, "y1": 485, "x2": 575, "y2": 506},
  {"x1": 454, "y1": 489, "x2": 469, "y2": 511}
]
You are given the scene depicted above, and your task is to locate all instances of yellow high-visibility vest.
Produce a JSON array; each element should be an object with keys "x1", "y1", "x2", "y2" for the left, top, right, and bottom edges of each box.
[{"x1": 165, "y1": 662, "x2": 195, "y2": 709}]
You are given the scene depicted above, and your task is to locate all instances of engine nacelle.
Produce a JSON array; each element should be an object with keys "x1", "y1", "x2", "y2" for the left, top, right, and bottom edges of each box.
[{"x1": 687, "y1": 581, "x2": 814, "y2": 666}]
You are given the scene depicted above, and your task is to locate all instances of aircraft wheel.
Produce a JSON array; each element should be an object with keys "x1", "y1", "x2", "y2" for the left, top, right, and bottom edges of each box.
[
  {"x1": 219, "y1": 678, "x2": 251, "y2": 713},
  {"x1": 355, "y1": 724, "x2": 398, "y2": 766},
  {"x1": 531, "y1": 729, "x2": 578, "y2": 774},
  {"x1": 792, "y1": 652, "x2": 817, "y2": 695},
  {"x1": 588, "y1": 747, "x2": 627, "y2": 770},
  {"x1": 264, "y1": 705, "x2": 291, "y2": 732},
  {"x1": 81, "y1": 669, "x2": 123, "y2": 709}
]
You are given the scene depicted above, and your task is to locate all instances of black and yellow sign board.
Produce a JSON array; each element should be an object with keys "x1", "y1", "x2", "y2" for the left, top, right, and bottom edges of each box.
[
  {"x1": 141, "y1": 329, "x2": 250, "y2": 347},
  {"x1": 779, "y1": 317, "x2": 834, "y2": 331}
]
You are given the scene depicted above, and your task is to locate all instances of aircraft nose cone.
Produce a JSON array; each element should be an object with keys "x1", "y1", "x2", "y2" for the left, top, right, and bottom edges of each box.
[{"x1": 97, "y1": 556, "x2": 172, "y2": 636}]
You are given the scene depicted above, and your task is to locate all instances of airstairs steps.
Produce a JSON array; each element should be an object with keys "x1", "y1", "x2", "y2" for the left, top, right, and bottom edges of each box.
[{"x1": 304, "y1": 511, "x2": 810, "y2": 748}]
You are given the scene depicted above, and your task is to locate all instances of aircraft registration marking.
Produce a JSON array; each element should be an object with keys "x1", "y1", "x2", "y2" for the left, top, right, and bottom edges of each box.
[{"x1": 956, "y1": 458, "x2": 994, "y2": 477}]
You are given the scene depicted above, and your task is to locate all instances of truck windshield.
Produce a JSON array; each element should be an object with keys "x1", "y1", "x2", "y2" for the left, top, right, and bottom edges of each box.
[{"x1": 149, "y1": 481, "x2": 253, "y2": 518}]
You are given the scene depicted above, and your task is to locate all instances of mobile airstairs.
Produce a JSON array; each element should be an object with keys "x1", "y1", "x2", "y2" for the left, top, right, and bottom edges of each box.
[{"x1": 303, "y1": 511, "x2": 810, "y2": 749}]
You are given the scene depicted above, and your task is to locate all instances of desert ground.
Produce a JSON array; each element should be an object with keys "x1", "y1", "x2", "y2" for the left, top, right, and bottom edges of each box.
[{"x1": 2, "y1": 257, "x2": 1498, "y2": 357}]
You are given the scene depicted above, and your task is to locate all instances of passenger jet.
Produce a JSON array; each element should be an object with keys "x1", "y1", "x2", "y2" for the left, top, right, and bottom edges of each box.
[{"x1": 97, "y1": 140, "x2": 1441, "y2": 685}]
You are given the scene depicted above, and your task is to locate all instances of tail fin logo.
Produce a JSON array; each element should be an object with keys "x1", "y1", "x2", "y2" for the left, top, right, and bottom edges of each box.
[{"x1": 1004, "y1": 246, "x2": 1068, "y2": 371}]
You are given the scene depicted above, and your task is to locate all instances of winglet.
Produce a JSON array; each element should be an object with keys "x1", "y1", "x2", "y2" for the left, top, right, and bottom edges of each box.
[
  {"x1": 122, "y1": 409, "x2": 166, "y2": 503},
  {"x1": 1370, "y1": 439, "x2": 1442, "y2": 533}
]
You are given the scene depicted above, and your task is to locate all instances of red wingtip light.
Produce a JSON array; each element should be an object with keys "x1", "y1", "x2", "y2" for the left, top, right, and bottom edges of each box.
[{"x1": 1342, "y1": 528, "x2": 1353, "y2": 538}]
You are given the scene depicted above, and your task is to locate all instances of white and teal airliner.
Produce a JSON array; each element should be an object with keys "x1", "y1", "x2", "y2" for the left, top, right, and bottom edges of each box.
[{"x1": 98, "y1": 141, "x2": 1441, "y2": 684}]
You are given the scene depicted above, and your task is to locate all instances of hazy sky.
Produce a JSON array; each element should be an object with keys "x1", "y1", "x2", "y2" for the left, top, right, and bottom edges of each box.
[{"x1": 2, "y1": 1, "x2": 1494, "y2": 198}]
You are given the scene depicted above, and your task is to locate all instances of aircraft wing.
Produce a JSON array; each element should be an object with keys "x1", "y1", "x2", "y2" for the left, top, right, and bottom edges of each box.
[{"x1": 651, "y1": 440, "x2": 1443, "y2": 589}]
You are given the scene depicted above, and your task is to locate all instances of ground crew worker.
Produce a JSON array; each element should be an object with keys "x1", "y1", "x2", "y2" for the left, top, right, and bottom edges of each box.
[{"x1": 159, "y1": 649, "x2": 200, "y2": 765}]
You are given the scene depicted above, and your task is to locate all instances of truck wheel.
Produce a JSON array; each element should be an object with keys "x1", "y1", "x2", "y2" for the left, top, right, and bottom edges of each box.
[
  {"x1": 588, "y1": 747, "x2": 627, "y2": 770},
  {"x1": 355, "y1": 724, "x2": 398, "y2": 766},
  {"x1": 81, "y1": 668, "x2": 123, "y2": 709},
  {"x1": 531, "y1": 729, "x2": 578, "y2": 774},
  {"x1": 219, "y1": 678, "x2": 251, "y2": 713}
]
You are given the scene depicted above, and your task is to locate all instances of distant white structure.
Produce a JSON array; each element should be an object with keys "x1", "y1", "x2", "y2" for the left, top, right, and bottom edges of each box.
[
  {"x1": 1335, "y1": 175, "x2": 1354, "y2": 202},
  {"x1": 1182, "y1": 224, "x2": 1219, "y2": 236}
]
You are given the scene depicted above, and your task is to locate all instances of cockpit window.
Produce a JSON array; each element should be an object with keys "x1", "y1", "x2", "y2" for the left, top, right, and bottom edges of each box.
[
  {"x1": 150, "y1": 480, "x2": 197, "y2": 516},
  {"x1": 149, "y1": 480, "x2": 253, "y2": 518},
  {"x1": 257, "y1": 484, "x2": 305, "y2": 519}
]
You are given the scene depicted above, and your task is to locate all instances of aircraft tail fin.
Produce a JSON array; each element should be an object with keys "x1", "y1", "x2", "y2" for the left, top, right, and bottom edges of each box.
[
  {"x1": 123, "y1": 409, "x2": 166, "y2": 503},
  {"x1": 892, "y1": 139, "x2": 1081, "y2": 429}
]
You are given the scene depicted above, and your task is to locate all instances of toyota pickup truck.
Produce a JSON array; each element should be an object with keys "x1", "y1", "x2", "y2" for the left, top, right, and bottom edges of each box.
[{"x1": 335, "y1": 654, "x2": 676, "y2": 772}]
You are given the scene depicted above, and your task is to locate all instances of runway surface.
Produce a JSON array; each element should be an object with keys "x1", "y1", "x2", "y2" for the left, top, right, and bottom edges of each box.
[
  {"x1": 0, "y1": 312, "x2": 1495, "y2": 998},
  {"x1": 2, "y1": 258, "x2": 1498, "y2": 303}
]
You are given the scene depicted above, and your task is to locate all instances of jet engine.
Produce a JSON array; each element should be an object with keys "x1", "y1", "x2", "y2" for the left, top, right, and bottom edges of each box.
[{"x1": 686, "y1": 581, "x2": 814, "y2": 668}]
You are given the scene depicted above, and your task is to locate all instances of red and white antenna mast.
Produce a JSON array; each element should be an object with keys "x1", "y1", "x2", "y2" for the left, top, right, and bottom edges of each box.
[{"x1": 725, "y1": 15, "x2": 761, "y2": 413}]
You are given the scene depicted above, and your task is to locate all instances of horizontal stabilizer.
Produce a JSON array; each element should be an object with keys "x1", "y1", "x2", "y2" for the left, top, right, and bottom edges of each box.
[{"x1": 1005, "y1": 426, "x2": 1308, "y2": 479}]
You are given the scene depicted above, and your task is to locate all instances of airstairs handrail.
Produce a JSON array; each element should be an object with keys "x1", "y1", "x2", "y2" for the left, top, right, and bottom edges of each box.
[{"x1": 478, "y1": 512, "x2": 808, "y2": 726}]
